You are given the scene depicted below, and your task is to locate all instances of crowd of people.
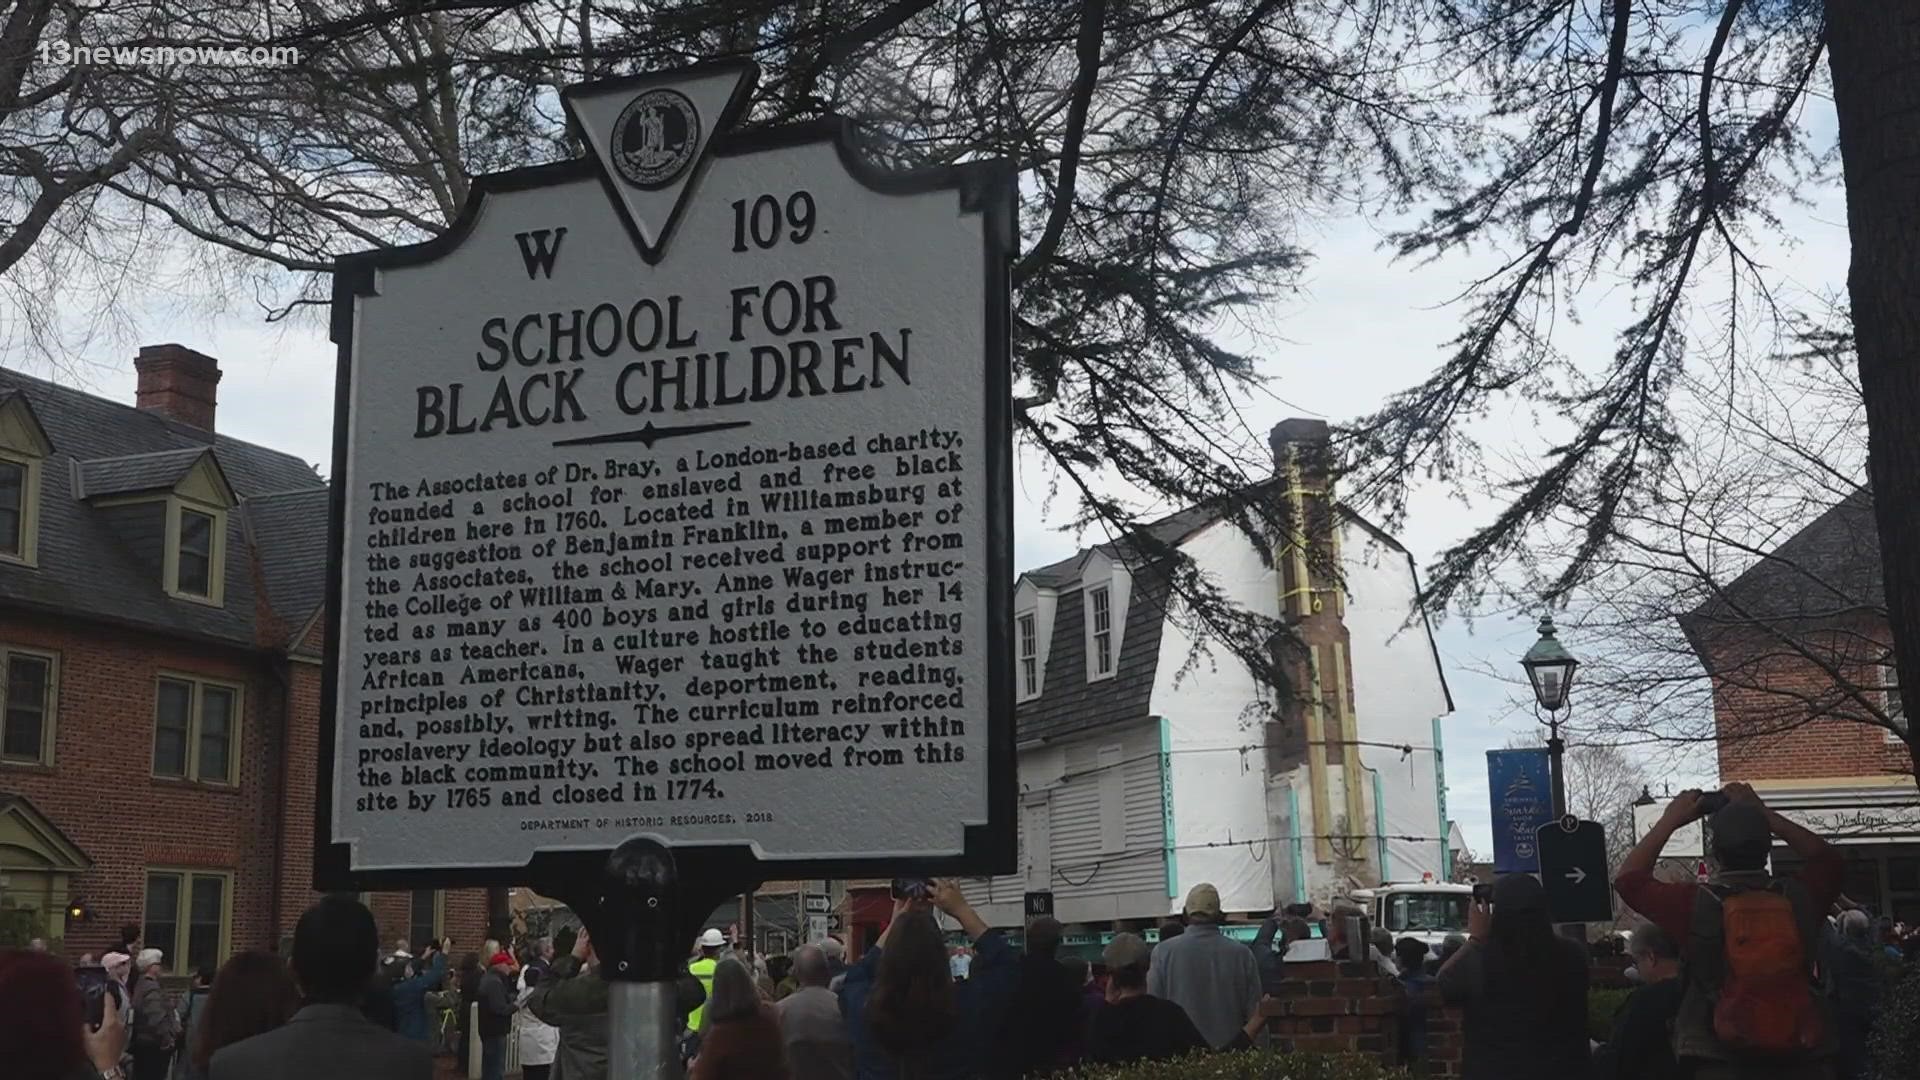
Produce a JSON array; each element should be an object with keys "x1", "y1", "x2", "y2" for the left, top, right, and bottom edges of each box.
[{"x1": 9, "y1": 780, "x2": 1920, "y2": 1080}]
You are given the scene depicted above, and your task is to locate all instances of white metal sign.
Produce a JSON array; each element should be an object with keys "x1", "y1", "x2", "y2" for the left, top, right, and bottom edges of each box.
[{"x1": 319, "y1": 63, "x2": 1014, "y2": 886}]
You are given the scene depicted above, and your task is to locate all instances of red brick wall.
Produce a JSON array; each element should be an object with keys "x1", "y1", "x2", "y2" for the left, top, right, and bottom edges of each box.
[
  {"x1": 2, "y1": 614, "x2": 492, "y2": 965},
  {"x1": 1261, "y1": 958, "x2": 1623, "y2": 1075},
  {"x1": 1703, "y1": 620, "x2": 1914, "y2": 782},
  {"x1": 279, "y1": 659, "x2": 488, "y2": 954},
  {"x1": 0, "y1": 614, "x2": 285, "y2": 961}
]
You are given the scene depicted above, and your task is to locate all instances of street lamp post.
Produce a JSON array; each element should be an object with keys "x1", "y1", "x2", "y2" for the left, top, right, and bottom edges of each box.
[
  {"x1": 1520, "y1": 614, "x2": 1580, "y2": 819},
  {"x1": 1521, "y1": 614, "x2": 1583, "y2": 940}
]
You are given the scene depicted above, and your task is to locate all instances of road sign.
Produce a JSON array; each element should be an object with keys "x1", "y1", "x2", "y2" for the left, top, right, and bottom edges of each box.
[
  {"x1": 806, "y1": 914, "x2": 829, "y2": 943},
  {"x1": 317, "y1": 61, "x2": 1017, "y2": 890},
  {"x1": 804, "y1": 894, "x2": 830, "y2": 914},
  {"x1": 1536, "y1": 817, "x2": 1612, "y2": 923},
  {"x1": 1487, "y1": 749, "x2": 1554, "y2": 872},
  {"x1": 1024, "y1": 891, "x2": 1054, "y2": 919}
]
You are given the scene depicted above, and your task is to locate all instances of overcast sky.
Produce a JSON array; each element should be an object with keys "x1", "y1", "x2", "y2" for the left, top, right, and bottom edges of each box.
[{"x1": 51, "y1": 94, "x2": 1854, "y2": 862}]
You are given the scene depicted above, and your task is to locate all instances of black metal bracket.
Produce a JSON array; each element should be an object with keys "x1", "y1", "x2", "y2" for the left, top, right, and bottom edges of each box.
[{"x1": 535, "y1": 839, "x2": 764, "y2": 982}]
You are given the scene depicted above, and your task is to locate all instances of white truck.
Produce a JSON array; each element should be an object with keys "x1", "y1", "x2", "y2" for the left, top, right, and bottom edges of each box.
[{"x1": 1346, "y1": 879, "x2": 1474, "y2": 953}]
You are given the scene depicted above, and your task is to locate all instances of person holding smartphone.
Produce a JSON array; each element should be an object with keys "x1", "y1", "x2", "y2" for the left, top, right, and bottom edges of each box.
[
  {"x1": 1436, "y1": 873, "x2": 1593, "y2": 1080},
  {"x1": 1, "y1": 948, "x2": 130, "y2": 1080},
  {"x1": 838, "y1": 878, "x2": 1013, "y2": 1080}
]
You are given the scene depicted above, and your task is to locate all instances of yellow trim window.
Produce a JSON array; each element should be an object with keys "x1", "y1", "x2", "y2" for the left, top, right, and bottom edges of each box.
[
  {"x1": 165, "y1": 498, "x2": 226, "y2": 605},
  {"x1": 144, "y1": 869, "x2": 232, "y2": 975},
  {"x1": 153, "y1": 675, "x2": 240, "y2": 784},
  {"x1": 1, "y1": 646, "x2": 56, "y2": 764},
  {"x1": 0, "y1": 452, "x2": 38, "y2": 565}
]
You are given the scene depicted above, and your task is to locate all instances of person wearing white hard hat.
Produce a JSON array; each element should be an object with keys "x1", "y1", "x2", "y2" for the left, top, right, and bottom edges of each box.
[{"x1": 688, "y1": 929, "x2": 727, "y2": 1033}]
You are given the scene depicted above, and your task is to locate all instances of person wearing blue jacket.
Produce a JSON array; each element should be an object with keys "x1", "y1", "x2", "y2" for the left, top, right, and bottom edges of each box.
[
  {"x1": 839, "y1": 880, "x2": 1015, "y2": 1080},
  {"x1": 390, "y1": 942, "x2": 449, "y2": 1043}
]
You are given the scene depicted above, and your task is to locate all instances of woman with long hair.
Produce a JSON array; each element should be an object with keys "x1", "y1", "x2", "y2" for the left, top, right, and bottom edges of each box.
[
  {"x1": 687, "y1": 959, "x2": 788, "y2": 1080},
  {"x1": 1437, "y1": 873, "x2": 1592, "y2": 1080},
  {"x1": 840, "y1": 880, "x2": 1015, "y2": 1080},
  {"x1": 182, "y1": 952, "x2": 300, "y2": 1080}
]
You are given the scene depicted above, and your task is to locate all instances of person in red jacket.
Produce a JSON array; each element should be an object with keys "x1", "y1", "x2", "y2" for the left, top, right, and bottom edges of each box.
[{"x1": 1615, "y1": 782, "x2": 1845, "y2": 1080}]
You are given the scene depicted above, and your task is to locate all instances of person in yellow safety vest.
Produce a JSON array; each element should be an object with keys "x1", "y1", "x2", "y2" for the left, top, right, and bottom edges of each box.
[{"x1": 687, "y1": 928, "x2": 727, "y2": 1032}]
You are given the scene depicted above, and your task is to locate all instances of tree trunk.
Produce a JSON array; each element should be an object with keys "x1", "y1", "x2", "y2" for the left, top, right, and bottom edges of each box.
[{"x1": 1828, "y1": 1, "x2": 1920, "y2": 790}]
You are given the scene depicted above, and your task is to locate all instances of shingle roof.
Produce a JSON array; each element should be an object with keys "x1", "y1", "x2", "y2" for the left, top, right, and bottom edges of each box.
[
  {"x1": 0, "y1": 365, "x2": 327, "y2": 648},
  {"x1": 76, "y1": 447, "x2": 216, "y2": 499},
  {"x1": 1015, "y1": 567, "x2": 1169, "y2": 745},
  {"x1": 1685, "y1": 486, "x2": 1882, "y2": 633},
  {"x1": 1014, "y1": 489, "x2": 1448, "y2": 743},
  {"x1": 244, "y1": 487, "x2": 332, "y2": 632}
]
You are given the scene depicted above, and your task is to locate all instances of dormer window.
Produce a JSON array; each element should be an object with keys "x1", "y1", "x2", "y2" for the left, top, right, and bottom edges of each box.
[
  {"x1": 1018, "y1": 614, "x2": 1039, "y2": 697},
  {"x1": 0, "y1": 392, "x2": 52, "y2": 567},
  {"x1": 177, "y1": 508, "x2": 216, "y2": 598},
  {"x1": 79, "y1": 446, "x2": 234, "y2": 607},
  {"x1": 0, "y1": 459, "x2": 25, "y2": 558},
  {"x1": 1078, "y1": 551, "x2": 1131, "y2": 684},
  {"x1": 1013, "y1": 577, "x2": 1060, "y2": 702},
  {"x1": 1089, "y1": 586, "x2": 1113, "y2": 676}
]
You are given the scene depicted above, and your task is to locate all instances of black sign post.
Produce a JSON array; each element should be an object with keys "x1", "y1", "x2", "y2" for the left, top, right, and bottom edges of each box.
[
  {"x1": 1024, "y1": 891, "x2": 1054, "y2": 920},
  {"x1": 1536, "y1": 815, "x2": 1613, "y2": 925}
]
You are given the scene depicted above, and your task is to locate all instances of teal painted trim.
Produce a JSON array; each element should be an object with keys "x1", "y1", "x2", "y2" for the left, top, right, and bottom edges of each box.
[
  {"x1": 1287, "y1": 786, "x2": 1306, "y2": 904},
  {"x1": 1158, "y1": 716, "x2": 1177, "y2": 897},
  {"x1": 1372, "y1": 769, "x2": 1391, "y2": 880},
  {"x1": 1432, "y1": 715, "x2": 1451, "y2": 875}
]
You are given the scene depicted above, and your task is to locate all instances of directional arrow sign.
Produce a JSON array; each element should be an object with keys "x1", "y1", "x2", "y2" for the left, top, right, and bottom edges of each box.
[{"x1": 1536, "y1": 817, "x2": 1613, "y2": 924}]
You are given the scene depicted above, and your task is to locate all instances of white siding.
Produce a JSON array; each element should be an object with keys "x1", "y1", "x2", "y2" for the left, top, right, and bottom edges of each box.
[
  {"x1": 1341, "y1": 520, "x2": 1452, "y2": 883},
  {"x1": 968, "y1": 720, "x2": 1168, "y2": 926},
  {"x1": 1146, "y1": 518, "x2": 1278, "y2": 915}
]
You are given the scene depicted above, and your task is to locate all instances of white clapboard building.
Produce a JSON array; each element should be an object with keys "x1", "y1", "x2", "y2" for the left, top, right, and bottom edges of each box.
[{"x1": 967, "y1": 419, "x2": 1454, "y2": 929}]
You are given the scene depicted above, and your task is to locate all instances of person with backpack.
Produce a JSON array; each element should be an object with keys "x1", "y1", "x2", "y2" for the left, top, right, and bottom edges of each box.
[{"x1": 1615, "y1": 782, "x2": 1846, "y2": 1080}]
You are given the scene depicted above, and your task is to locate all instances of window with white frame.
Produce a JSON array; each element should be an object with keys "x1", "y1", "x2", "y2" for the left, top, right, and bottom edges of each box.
[
  {"x1": 1885, "y1": 662, "x2": 1907, "y2": 743},
  {"x1": 1090, "y1": 586, "x2": 1113, "y2": 677},
  {"x1": 1018, "y1": 613, "x2": 1039, "y2": 699},
  {"x1": 1014, "y1": 579, "x2": 1059, "y2": 697}
]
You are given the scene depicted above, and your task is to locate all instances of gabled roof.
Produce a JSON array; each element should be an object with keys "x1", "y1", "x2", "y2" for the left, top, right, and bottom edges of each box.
[
  {"x1": 1016, "y1": 566, "x2": 1169, "y2": 745},
  {"x1": 0, "y1": 794, "x2": 93, "y2": 871},
  {"x1": 1684, "y1": 486, "x2": 1882, "y2": 634},
  {"x1": 0, "y1": 389, "x2": 54, "y2": 455},
  {"x1": 1014, "y1": 488, "x2": 1448, "y2": 743},
  {"x1": 76, "y1": 447, "x2": 229, "y2": 500},
  {"x1": 0, "y1": 365, "x2": 327, "y2": 649}
]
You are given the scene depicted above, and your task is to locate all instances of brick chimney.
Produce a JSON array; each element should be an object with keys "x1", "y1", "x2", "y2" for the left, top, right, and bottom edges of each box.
[
  {"x1": 134, "y1": 344, "x2": 222, "y2": 430},
  {"x1": 1266, "y1": 417, "x2": 1370, "y2": 872}
]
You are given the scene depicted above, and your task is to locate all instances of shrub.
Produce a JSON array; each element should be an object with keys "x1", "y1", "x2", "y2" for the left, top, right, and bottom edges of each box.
[
  {"x1": 1868, "y1": 962, "x2": 1920, "y2": 1080},
  {"x1": 1053, "y1": 1050, "x2": 1408, "y2": 1080},
  {"x1": 1588, "y1": 986, "x2": 1632, "y2": 1042}
]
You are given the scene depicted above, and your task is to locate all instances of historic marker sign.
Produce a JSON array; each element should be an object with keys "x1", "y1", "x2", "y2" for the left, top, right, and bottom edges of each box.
[{"x1": 317, "y1": 62, "x2": 1015, "y2": 887}]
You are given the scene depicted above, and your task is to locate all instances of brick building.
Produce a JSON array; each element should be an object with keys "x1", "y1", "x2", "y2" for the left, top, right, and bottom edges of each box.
[
  {"x1": 1682, "y1": 487, "x2": 1919, "y2": 922},
  {"x1": 0, "y1": 347, "x2": 490, "y2": 973}
]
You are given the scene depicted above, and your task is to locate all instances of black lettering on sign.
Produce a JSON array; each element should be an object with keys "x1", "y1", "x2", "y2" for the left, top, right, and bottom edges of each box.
[
  {"x1": 515, "y1": 228, "x2": 568, "y2": 280},
  {"x1": 730, "y1": 191, "x2": 817, "y2": 252}
]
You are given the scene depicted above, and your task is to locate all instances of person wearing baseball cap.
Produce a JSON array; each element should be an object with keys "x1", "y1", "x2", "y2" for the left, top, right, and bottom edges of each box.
[
  {"x1": 688, "y1": 928, "x2": 727, "y2": 1034},
  {"x1": 474, "y1": 951, "x2": 518, "y2": 1080},
  {"x1": 1086, "y1": 932, "x2": 1267, "y2": 1064},
  {"x1": 1140, "y1": 883, "x2": 1262, "y2": 1050}
]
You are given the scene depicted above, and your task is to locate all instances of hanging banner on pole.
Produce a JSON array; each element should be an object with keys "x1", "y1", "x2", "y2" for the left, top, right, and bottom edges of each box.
[
  {"x1": 1486, "y1": 749, "x2": 1554, "y2": 874},
  {"x1": 316, "y1": 61, "x2": 1016, "y2": 889}
]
